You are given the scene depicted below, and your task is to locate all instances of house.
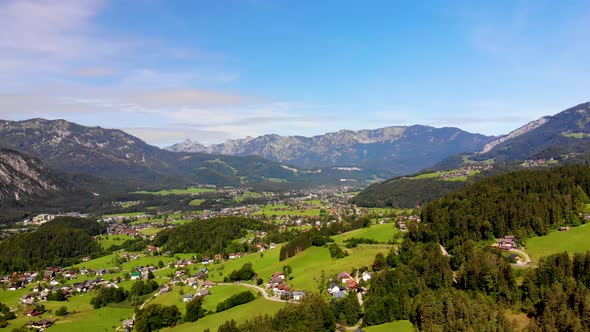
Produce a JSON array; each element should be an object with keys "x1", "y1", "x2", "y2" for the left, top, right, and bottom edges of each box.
[
  {"x1": 497, "y1": 236, "x2": 517, "y2": 250},
  {"x1": 228, "y1": 253, "x2": 236, "y2": 259},
  {"x1": 338, "y1": 272, "x2": 352, "y2": 283},
  {"x1": 269, "y1": 243, "x2": 277, "y2": 249},
  {"x1": 183, "y1": 294, "x2": 194, "y2": 302},
  {"x1": 346, "y1": 279, "x2": 358, "y2": 290},
  {"x1": 197, "y1": 289, "x2": 210, "y2": 297},
  {"x1": 560, "y1": 226, "x2": 571, "y2": 231},
  {"x1": 328, "y1": 284, "x2": 342, "y2": 294},
  {"x1": 122, "y1": 319, "x2": 134, "y2": 331},
  {"x1": 21, "y1": 294, "x2": 35, "y2": 305},
  {"x1": 25, "y1": 307, "x2": 44, "y2": 317},
  {"x1": 361, "y1": 271, "x2": 372, "y2": 282},
  {"x1": 203, "y1": 281, "x2": 215, "y2": 288},
  {"x1": 508, "y1": 254, "x2": 521, "y2": 263},
  {"x1": 214, "y1": 254, "x2": 223, "y2": 261},
  {"x1": 130, "y1": 272, "x2": 142, "y2": 280},
  {"x1": 293, "y1": 291, "x2": 305, "y2": 301},
  {"x1": 26, "y1": 319, "x2": 54, "y2": 330}
]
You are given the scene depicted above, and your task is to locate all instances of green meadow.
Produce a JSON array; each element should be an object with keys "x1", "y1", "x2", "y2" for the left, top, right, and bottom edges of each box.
[
  {"x1": 255, "y1": 204, "x2": 322, "y2": 217},
  {"x1": 208, "y1": 245, "x2": 389, "y2": 291},
  {"x1": 133, "y1": 187, "x2": 215, "y2": 195},
  {"x1": 363, "y1": 321, "x2": 415, "y2": 332},
  {"x1": 525, "y1": 223, "x2": 590, "y2": 262},
  {"x1": 331, "y1": 223, "x2": 399, "y2": 244},
  {"x1": 96, "y1": 235, "x2": 135, "y2": 249},
  {"x1": 163, "y1": 298, "x2": 284, "y2": 332}
]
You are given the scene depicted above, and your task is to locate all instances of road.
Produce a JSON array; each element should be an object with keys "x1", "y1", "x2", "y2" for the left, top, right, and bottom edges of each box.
[
  {"x1": 508, "y1": 248, "x2": 532, "y2": 264},
  {"x1": 219, "y1": 282, "x2": 288, "y2": 303}
]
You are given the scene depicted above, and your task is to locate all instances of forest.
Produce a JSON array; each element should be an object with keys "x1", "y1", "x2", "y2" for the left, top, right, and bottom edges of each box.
[
  {"x1": 413, "y1": 165, "x2": 590, "y2": 250},
  {"x1": 0, "y1": 217, "x2": 102, "y2": 273},
  {"x1": 153, "y1": 217, "x2": 270, "y2": 255}
]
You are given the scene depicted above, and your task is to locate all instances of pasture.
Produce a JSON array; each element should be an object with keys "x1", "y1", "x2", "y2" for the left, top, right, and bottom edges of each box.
[
  {"x1": 132, "y1": 187, "x2": 215, "y2": 195},
  {"x1": 331, "y1": 223, "x2": 399, "y2": 244},
  {"x1": 525, "y1": 224, "x2": 590, "y2": 262},
  {"x1": 363, "y1": 321, "x2": 415, "y2": 332},
  {"x1": 163, "y1": 298, "x2": 284, "y2": 332}
]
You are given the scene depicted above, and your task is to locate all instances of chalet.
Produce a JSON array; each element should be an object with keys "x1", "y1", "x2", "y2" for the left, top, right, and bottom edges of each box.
[
  {"x1": 203, "y1": 281, "x2": 215, "y2": 288},
  {"x1": 560, "y1": 226, "x2": 571, "y2": 231},
  {"x1": 183, "y1": 294, "x2": 194, "y2": 302},
  {"x1": 328, "y1": 284, "x2": 343, "y2": 294},
  {"x1": 197, "y1": 289, "x2": 210, "y2": 297},
  {"x1": 346, "y1": 279, "x2": 358, "y2": 290},
  {"x1": 228, "y1": 253, "x2": 237, "y2": 259},
  {"x1": 26, "y1": 319, "x2": 54, "y2": 330},
  {"x1": 338, "y1": 272, "x2": 352, "y2": 283},
  {"x1": 497, "y1": 236, "x2": 517, "y2": 250},
  {"x1": 122, "y1": 319, "x2": 134, "y2": 331},
  {"x1": 21, "y1": 294, "x2": 35, "y2": 305},
  {"x1": 508, "y1": 254, "x2": 521, "y2": 263},
  {"x1": 25, "y1": 307, "x2": 44, "y2": 317},
  {"x1": 130, "y1": 272, "x2": 142, "y2": 280},
  {"x1": 147, "y1": 245, "x2": 159, "y2": 253},
  {"x1": 269, "y1": 243, "x2": 277, "y2": 249},
  {"x1": 361, "y1": 271, "x2": 372, "y2": 282},
  {"x1": 158, "y1": 286, "x2": 170, "y2": 295},
  {"x1": 202, "y1": 256, "x2": 211, "y2": 265}
]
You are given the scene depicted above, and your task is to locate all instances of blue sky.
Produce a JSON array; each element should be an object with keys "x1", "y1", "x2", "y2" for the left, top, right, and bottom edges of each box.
[{"x1": 1, "y1": 0, "x2": 589, "y2": 146}]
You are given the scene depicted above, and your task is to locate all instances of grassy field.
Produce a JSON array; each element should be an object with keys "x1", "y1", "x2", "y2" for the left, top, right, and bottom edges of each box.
[
  {"x1": 526, "y1": 224, "x2": 590, "y2": 262},
  {"x1": 132, "y1": 187, "x2": 215, "y2": 195},
  {"x1": 138, "y1": 227, "x2": 163, "y2": 236},
  {"x1": 331, "y1": 223, "x2": 399, "y2": 244},
  {"x1": 102, "y1": 211, "x2": 147, "y2": 218},
  {"x1": 561, "y1": 132, "x2": 590, "y2": 138},
  {"x1": 363, "y1": 321, "x2": 414, "y2": 332},
  {"x1": 189, "y1": 199, "x2": 205, "y2": 206},
  {"x1": 409, "y1": 169, "x2": 479, "y2": 182},
  {"x1": 255, "y1": 204, "x2": 321, "y2": 217},
  {"x1": 208, "y1": 245, "x2": 389, "y2": 291},
  {"x1": 96, "y1": 235, "x2": 135, "y2": 249},
  {"x1": 49, "y1": 301, "x2": 133, "y2": 332},
  {"x1": 163, "y1": 298, "x2": 284, "y2": 332}
]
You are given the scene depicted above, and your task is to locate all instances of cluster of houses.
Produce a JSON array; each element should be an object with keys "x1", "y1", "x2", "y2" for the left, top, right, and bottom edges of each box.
[
  {"x1": 439, "y1": 165, "x2": 492, "y2": 180},
  {"x1": 522, "y1": 158, "x2": 554, "y2": 168},
  {"x1": 264, "y1": 272, "x2": 305, "y2": 301},
  {"x1": 327, "y1": 271, "x2": 372, "y2": 299}
]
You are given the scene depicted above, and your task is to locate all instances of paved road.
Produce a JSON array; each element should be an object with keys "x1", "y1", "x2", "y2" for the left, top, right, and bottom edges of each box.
[{"x1": 219, "y1": 282, "x2": 288, "y2": 303}]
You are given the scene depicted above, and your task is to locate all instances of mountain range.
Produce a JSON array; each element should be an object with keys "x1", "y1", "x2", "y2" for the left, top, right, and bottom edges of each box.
[
  {"x1": 166, "y1": 125, "x2": 494, "y2": 175},
  {"x1": 354, "y1": 101, "x2": 590, "y2": 208}
]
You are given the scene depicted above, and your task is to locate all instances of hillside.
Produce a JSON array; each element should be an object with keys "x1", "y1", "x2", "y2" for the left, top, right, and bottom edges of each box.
[
  {"x1": 415, "y1": 165, "x2": 590, "y2": 249},
  {"x1": 476, "y1": 102, "x2": 590, "y2": 161},
  {"x1": 0, "y1": 148, "x2": 61, "y2": 204},
  {"x1": 166, "y1": 125, "x2": 493, "y2": 175},
  {"x1": 0, "y1": 119, "x2": 376, "y2": 188}
]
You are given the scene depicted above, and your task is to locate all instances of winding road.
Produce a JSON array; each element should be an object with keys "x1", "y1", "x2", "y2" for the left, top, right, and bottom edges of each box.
[{"x1": 219, "y1": 282, "x2": 288, "y2": 303}]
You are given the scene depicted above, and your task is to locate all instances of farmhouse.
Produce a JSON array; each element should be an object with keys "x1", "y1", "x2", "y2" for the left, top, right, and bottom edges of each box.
[{"x1": 496, "y1": 236, "x2": 517, "y2": 250}]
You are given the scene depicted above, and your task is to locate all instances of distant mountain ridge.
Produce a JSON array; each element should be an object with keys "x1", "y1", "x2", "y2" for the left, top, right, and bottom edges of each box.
[
  {"x1": 166, "y1": 125, "x2": 494, "y2": 175},
  {"x1": 475, "y1": 101, "x2": 590, "y2": 161},
  {"x1": 0, "y1": 118, "x2": 380, "y2": 191}
]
